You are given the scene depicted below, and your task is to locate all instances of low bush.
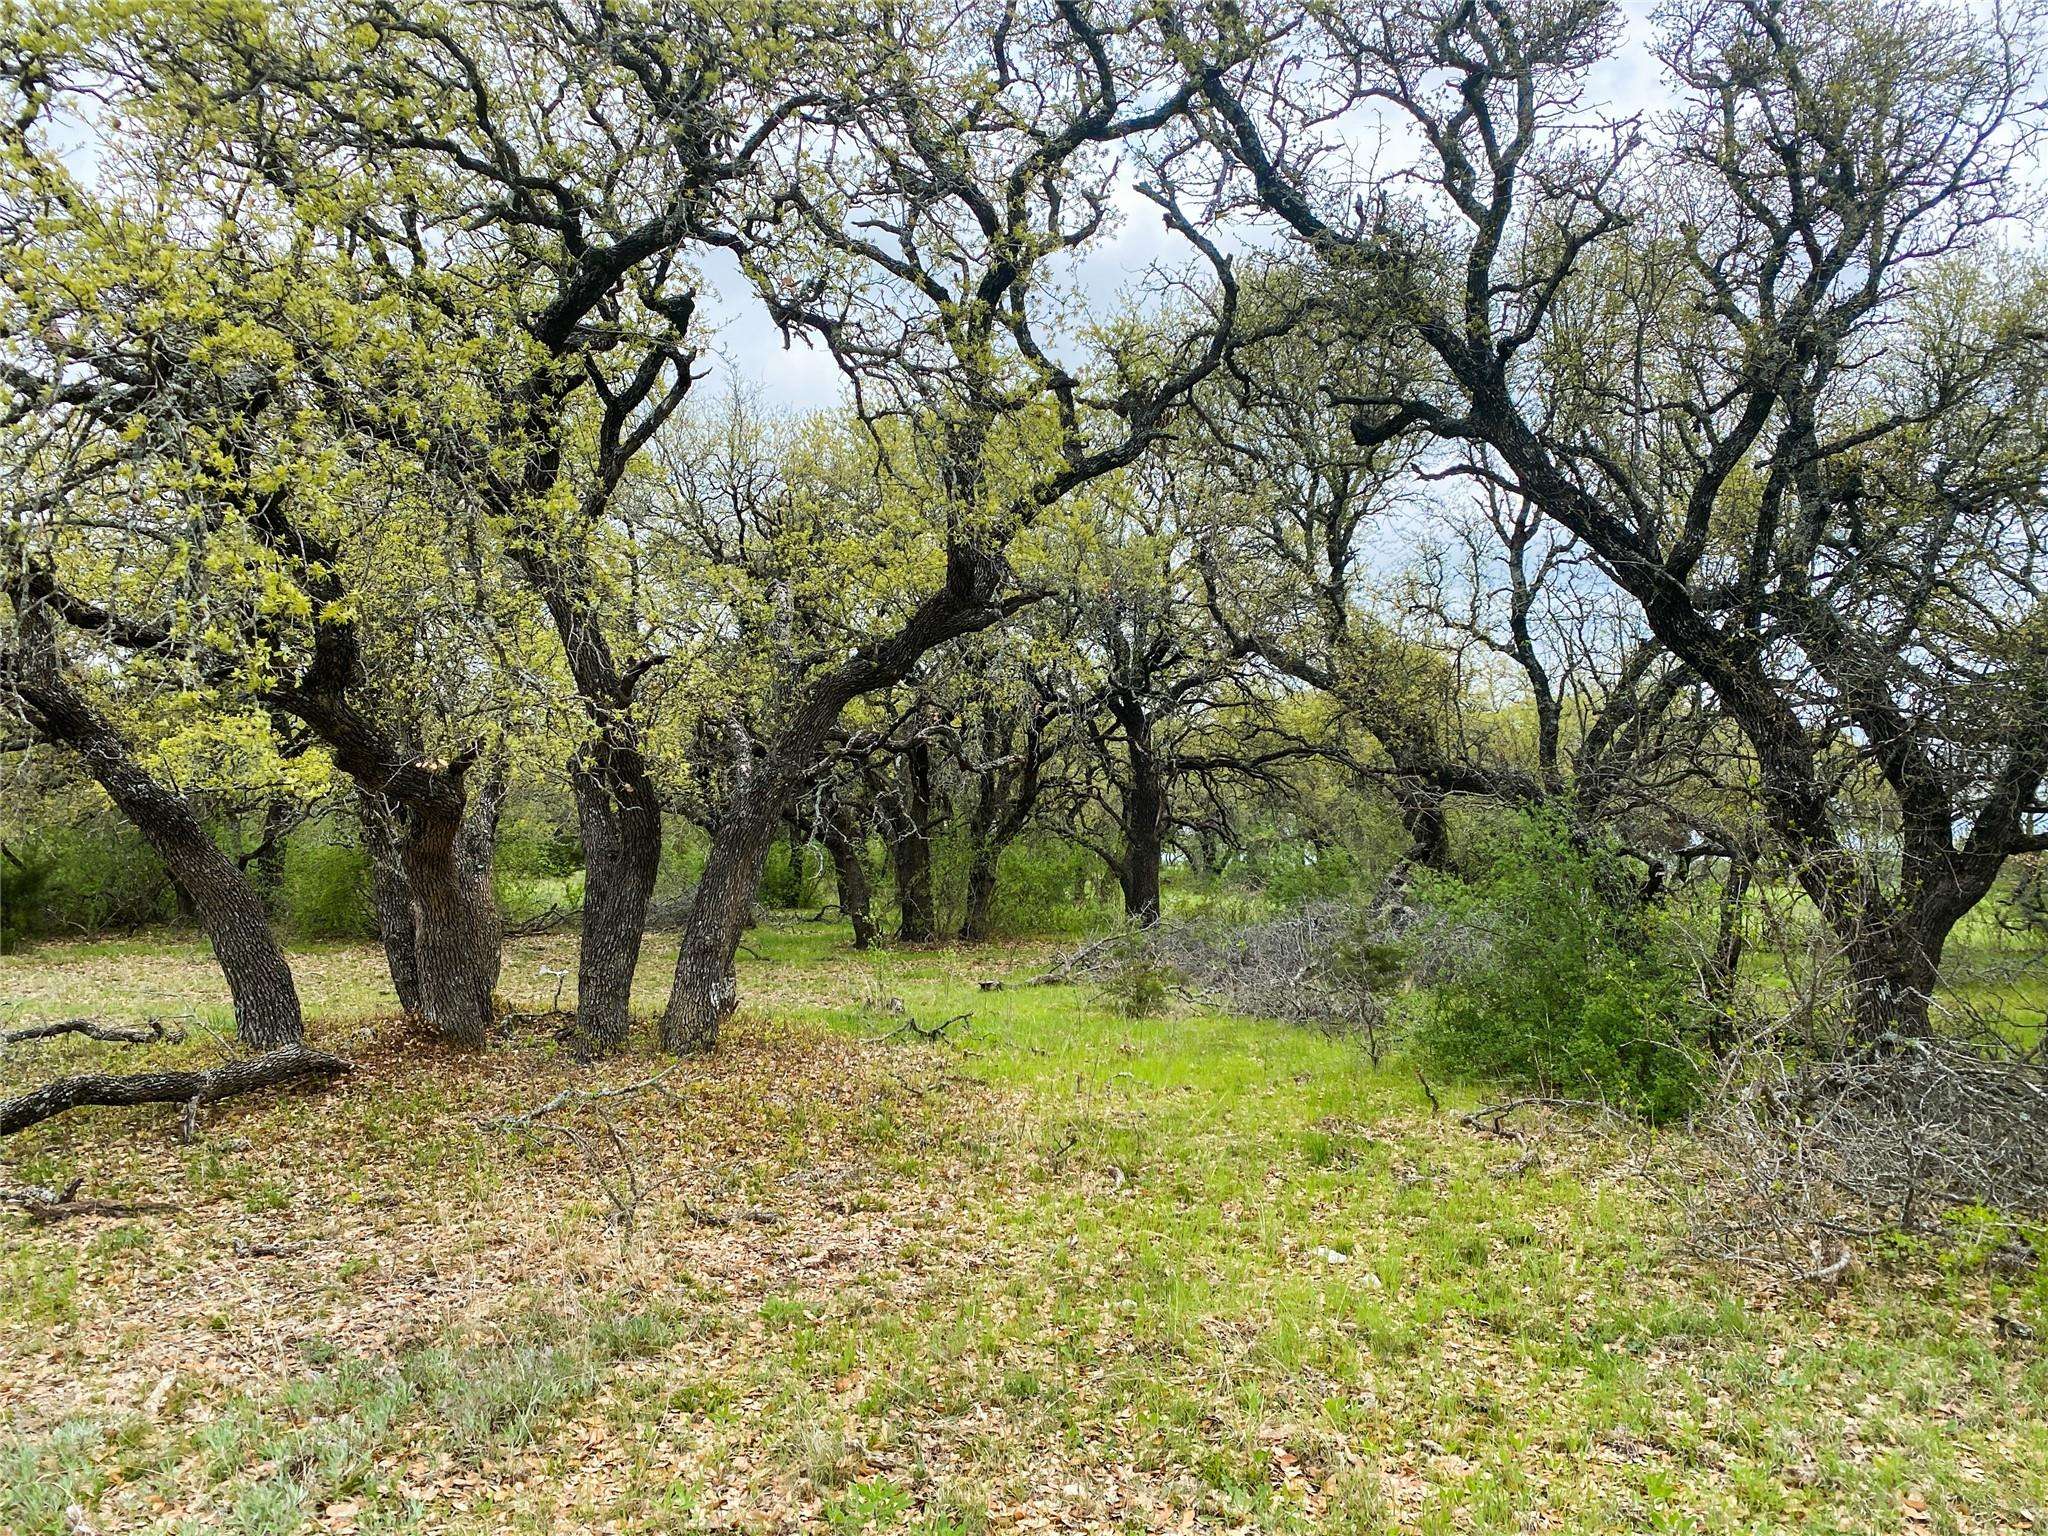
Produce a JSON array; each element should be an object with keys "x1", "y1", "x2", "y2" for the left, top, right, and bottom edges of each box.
[
  {"x1": 279, "y1": 834, "x2": 376, "y2": 940},
  {"x1": 1, "y1": 822, "x2": 174, "y2": 944},
  {"x1": 1412, "y1": 812, "x2": 1705, "y2": 1120}
]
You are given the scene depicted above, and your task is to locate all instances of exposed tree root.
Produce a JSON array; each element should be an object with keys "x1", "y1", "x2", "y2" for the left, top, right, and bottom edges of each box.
[{"x1": 0, "y1": 1046, "x2": 352, "y2": 1137}]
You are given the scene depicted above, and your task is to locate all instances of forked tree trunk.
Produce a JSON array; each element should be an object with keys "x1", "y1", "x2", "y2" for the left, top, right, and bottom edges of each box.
[
  {"x1": 659, "y1": 542, "x2": 1020, "y2": 1052},
  {"x1": 568, "y1": 744, "x2": 662, "y2": 1053},
  {"x1": 14, "y1": 662, "x2": 303, "y2": 1049},
  {"x1": 371, "y1": 772, "x2": 504, "y2": 1049}
]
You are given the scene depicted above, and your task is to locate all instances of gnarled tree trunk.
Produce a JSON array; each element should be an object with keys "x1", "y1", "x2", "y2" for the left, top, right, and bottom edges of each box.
[
  {"x1": 406, "y1": 780, "x2": 503, "y2": 1048},
  {"x1": 362, "y1": 768, "x2": 504, "y2": 1048},
  {"x1": 568, "y1": 743, "x2": 662, "y2": 1053}
]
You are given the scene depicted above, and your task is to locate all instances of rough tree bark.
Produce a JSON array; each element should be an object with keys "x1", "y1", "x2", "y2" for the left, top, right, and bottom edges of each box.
[
  {"x1": 357, "y1": 790, "x2": 423, "y2": 1017},
  {"x1": 0, "y1": 1046, "x2": 350, "y2": 1137},
  {"x1": 3, "y1": 643, "x2": 304, "y2": 1050},
  {"x1": 393, "y1": 774, "x2": 505, "y2": 1050},
  {"x1": 662, "y1": 778, "x2": 783, "y2": 1054},
  {"x1": 567, "y1": 741, "x2": 663, "y2": 1051}
]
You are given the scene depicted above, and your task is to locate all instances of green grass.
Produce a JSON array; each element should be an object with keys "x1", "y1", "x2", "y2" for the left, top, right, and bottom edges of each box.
[{"x1": 1, "y1": 923, "x2": 2044, "y2": 1533}]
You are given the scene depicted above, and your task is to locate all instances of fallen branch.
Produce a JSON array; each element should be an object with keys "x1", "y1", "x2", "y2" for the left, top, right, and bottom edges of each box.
[
  {"x1": 0, "y1": 1178, "x2": 177, "y2": 1223},
  {"x1": 2, "y1": 1017, "x2": 184, "y2": 1048},
  {"x1": 862, "y1": 1012, "x2": 971, "y2": 1046},
  {"x1": 1460, "y1": 1097, "x2": 1623, "y2": 1136},
  {"x1": 482, "y1": 1067, "x2": 681, "y2": 1239},
  {"x1": 0, "y1": 1046, "x2": 352, "y2": 1137},
  {"x1": 1024, "y1": 931, "x2": 1125, "y2": 986},
  {"x1": 505, "y1": 904, "x2": 578, "y2": 937}
]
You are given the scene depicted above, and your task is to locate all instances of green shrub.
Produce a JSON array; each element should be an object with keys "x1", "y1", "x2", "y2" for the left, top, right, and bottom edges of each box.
[
  {"x1": 1241, "y1": 838, "x2": 1360, "y2": 907},
  {"x1": 1, "y1": 823, "x2": 173, "y2": 943},
  {"x1": 0, "y1": 847, "x2": 52, "y2": 952},
  {"x1": 1413, "y1": 812, "x2": 1704, "y2": 1120},
  {"x1": 761, "y1": 833, "x2": 827, "y2": 910},
  {"x1": 983, "y1": 837, "x2": 1108, "y2": 936},
  {"x1": 1095, "y1": 938, "x2": 1176, "y2": 1018},
  {"x1": 280, "y1": 835, "x2": 375, "y2": 940}
]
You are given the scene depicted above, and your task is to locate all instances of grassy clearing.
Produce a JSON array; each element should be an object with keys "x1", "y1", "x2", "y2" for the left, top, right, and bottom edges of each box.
[{"x1": 2, "y1": 925, "x2": 2045, "y2": 1534}]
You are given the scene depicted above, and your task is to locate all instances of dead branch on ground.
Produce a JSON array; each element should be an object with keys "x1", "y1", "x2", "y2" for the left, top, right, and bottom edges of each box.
[
  {"x1": 0, "y1": 1046, "x2": 353, "y2": 1137},
  {"x1": 482, "y1": 1066, "x2": 681, "y2": 1240},
  {"x1": 862, "y1": 1011, "x2": 972, "y2": 1046},
  {"x1": 2, "y1": 1017, "x2": 185, "y2": 1047},
  {"x1": 0, "y1": 1177, "x2": 177, "y2": 1223}
]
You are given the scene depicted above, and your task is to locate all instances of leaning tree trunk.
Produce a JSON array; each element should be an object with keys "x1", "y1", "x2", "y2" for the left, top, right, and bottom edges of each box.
[
  {"x1": 661, "y1": 785, "x2": 784, "y2": 1054},
  {"x1": 568, "y1": 744, "x2": 663, "y2": 1053},
  {"x1": 16, "y1": 663, "x2": 304, "y2": 1049},
  {"x1": 659, "y1": 540, "x2": 1020, "y2": 1051}
]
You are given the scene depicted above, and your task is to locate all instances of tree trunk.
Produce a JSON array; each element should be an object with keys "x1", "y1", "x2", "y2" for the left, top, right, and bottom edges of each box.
[
  {"x1": 820, "y1": 805, "x2": 878, "y2": 950},
  {"x1": 1119, "y1": 736, "x2": 1165, "y2": 925},
  {"x1": 658, "y1": 540, "x2": 1022, "y2": 1051},
  {"x1": 961, "y1": 846, "x2": 1001, "y2": 943},
  {"x1": 358, "y1": 791, "x2": 423, "y2": 1017},
  {"x1": 387, "y1": 773, "x2": 504, "y2": 1049},
  {"x1": 1704, "y1": 856, "x2": 1751, "y2": 1048},
  {"x1": 568, "y1": 745, "x2": 662, "y2": 1053},
  {"x1": 1845, "y1": 917, "x2": 1943, "y2": 1044},
  {"x1": 661, "y1": 785, "x2": 782, "y2": 1054},
  {"x1": 888, "y1": 741, "x2": 938, "y2": 943},
  {"x1": 1395, "y1": 786, "x2": 1454, "y2": 873},
  {"x1": 15, "y1": 662, "x2": 303, "y2": 1049},
  {"x1": 253, "y1": 797, "x2": 291, "y2": 912}
]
